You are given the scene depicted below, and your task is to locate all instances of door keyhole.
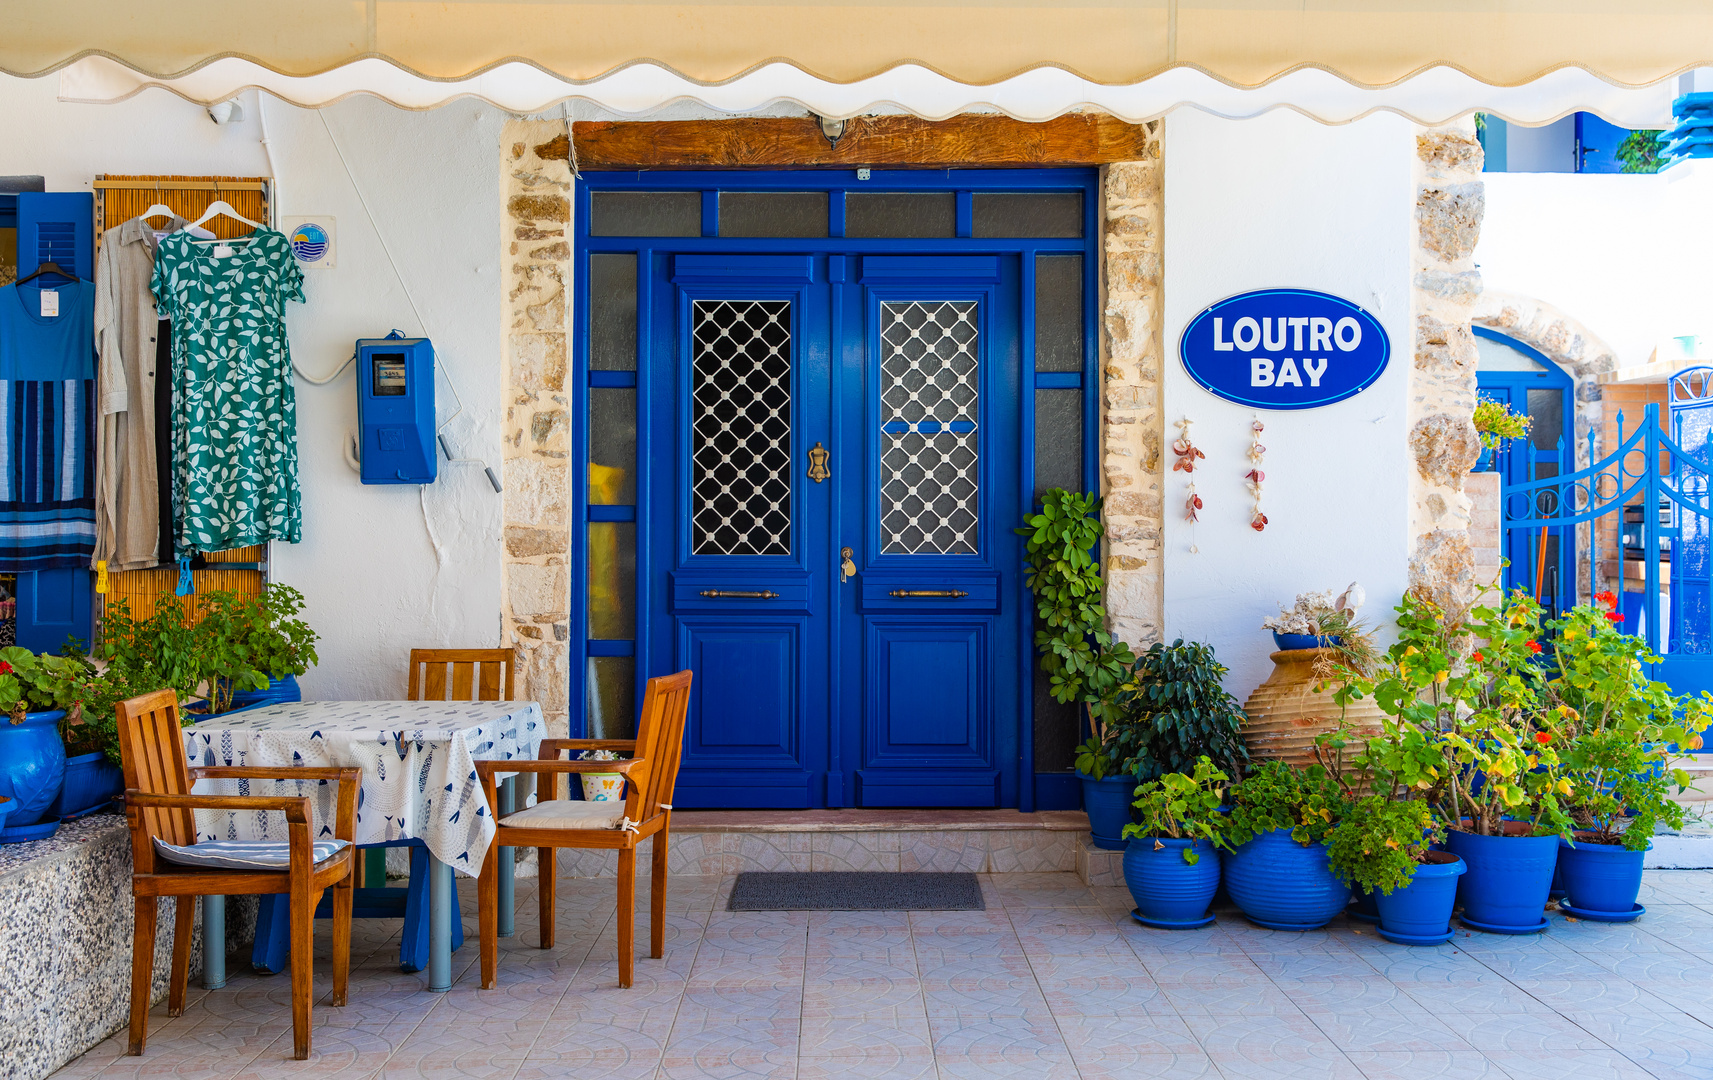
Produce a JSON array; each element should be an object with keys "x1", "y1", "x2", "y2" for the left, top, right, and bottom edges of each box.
[{"x1": 840, "y1": 546, "x2": 856, "y2": 583}]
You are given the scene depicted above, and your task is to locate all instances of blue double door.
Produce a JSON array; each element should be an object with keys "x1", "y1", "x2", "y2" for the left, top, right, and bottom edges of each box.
[{"x1": 647, "y1": 252, "x2": 1024, "y2": 808}]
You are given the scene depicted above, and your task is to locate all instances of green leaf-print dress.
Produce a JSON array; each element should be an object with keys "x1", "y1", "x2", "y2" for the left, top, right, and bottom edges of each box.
[{"x1": 152, "y1": 229, "x2": 303, "y2": 554}]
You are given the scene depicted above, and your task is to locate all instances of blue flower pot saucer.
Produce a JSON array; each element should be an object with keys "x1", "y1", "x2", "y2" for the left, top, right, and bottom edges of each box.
[
  {"x1": 1458, "y1": 913, "x2": 1550, "y2": 935},
  {"x1": 0, "y1": 817, "x2": 62, "y2": 844},
  {"x1": 1244, "y1": 916, "x2": 1337, "y2": 932},
  {"x1": 1131, "y1": 908, "x2": 1216, "y2": 930},
  {"x1": 1558, "y1": 900, "x2": 1644, "y2": 923},
  {"x1": 1377, "y1": 925, "x2": 1456, "y2": 946}
]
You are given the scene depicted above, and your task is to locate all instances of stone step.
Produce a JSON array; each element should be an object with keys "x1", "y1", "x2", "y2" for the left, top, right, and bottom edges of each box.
[
  {"x1": 1076, "y1": 834, "x2": 1124, "y2": 888},
  {"x1": 546, "y1": 809, "x2": 1092, "y2": 878}
]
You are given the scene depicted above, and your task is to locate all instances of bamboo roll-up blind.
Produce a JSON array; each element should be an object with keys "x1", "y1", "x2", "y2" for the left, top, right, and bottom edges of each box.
[{"x1": 96, "y1": 175, "x2": 271, "y2": 622}]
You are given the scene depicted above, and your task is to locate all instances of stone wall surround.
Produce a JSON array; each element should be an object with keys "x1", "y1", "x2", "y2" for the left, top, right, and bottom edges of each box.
[
  {"x1": 501, "y1": 119, "x2": 575, "y2": 737},
  {"x1": 1407, "y1": 123, "x2": 1486, "y2": 612},
  {"x1": 1099, "y1": 140, "x2": 1167, "y2": 648}
]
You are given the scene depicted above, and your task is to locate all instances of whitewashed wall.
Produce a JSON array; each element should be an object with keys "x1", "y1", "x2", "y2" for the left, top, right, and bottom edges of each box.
[
  {"x1": 1480, "y1": 164, "x2": 1713, "y2": 368},
  {"x1": 0, "y1": 78, "x2": 505, "y2": 699},
  {"x1": 1160, "y1": 109, "x2": 1416, "y2": 699}
]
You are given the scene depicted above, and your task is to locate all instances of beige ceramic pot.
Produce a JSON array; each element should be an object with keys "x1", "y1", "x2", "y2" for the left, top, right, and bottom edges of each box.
[{"x1": 1240, "y1": 647, "x2": 1384, "y2": 777}]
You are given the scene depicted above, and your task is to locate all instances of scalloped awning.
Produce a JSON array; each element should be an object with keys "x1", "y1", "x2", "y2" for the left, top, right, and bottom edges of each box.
[{"x1": 11, "y1": 1, "x2": 1713, "y2": 90}]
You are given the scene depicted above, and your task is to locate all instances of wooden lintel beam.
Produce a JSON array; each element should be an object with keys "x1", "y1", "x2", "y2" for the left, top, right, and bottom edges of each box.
[{"x1": 539, "y1": 114, "x2": 1154, "y2": 170}]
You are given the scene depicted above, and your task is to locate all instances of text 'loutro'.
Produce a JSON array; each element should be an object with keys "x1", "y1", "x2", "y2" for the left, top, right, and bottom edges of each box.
[{"x1": 1179, "y1": 288, "x2": 1390, "y2": 410}]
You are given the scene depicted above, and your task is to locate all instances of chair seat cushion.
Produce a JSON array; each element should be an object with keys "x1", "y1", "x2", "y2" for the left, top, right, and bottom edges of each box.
[
  {"x1": 153, "y1": 838, "x2": 350, "y2": 871},
  {"x1": 500, "y1": 799, "x2": 628, "y2": 830}
]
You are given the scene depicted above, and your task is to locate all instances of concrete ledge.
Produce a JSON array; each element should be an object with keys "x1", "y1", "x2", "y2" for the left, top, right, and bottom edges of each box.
[
  {"x1": 1076, "y1": 835, "x2": 1124, "y2": 888},
  {"x1": 0, "y1": 815, "x2": 201, "y2": 1080},
  {"x1": 670, "y1": 809, "x2": 1089, "y2": 833}
]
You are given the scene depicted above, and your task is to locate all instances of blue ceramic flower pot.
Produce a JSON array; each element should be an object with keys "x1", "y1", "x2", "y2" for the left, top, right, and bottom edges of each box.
[
  {"x1": 1224, "y1": 827, "x2": 1352, "y2": 930},
  {"x1": 1375, "y1": 852, "x2": 1466, "y2": 945},
  {"x1": 0, "y1": 795, "x2": 14, "y2": 833},
  {"x1": 1557, "y1": 835, "x2": 1650, "y2": 917},
  {"x1": 49, "y1": 751, "x2": 124, "y2": 819},
  {"x1": 1123, "y1": 836, "x2": 1221, "y2": 928},
  {"x1": 228, "y1": 672, "x2": 302, "y2": 711},
  {"x1": 1271, "y1": 632, "x2": 1343, "y2": 652},
  {"x1": 0, "y1": 710, "x2": 67, "y2": 827},
  {"x1": 1079, "y1": 771, "x2": 1136, "y2": 850},
  {"x1": 1445, "y1": 826, "x2": 1558, "y2": 934}
]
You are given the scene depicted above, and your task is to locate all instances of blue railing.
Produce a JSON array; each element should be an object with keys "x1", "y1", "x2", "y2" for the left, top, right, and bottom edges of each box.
[{"x1": 1500, "y1": 401, "x2": 1713, "y2": 655}]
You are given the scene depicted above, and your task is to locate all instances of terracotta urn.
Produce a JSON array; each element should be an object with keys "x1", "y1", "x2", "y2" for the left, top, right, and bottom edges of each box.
[{"x1": 1240, "y1": 647, "x2": 1383, "y2": 778}]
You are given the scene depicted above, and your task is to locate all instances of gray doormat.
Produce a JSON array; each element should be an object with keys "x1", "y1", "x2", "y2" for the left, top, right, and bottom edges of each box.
[{"x1": 726, "y1": 871, "x2": 985, "y2": 911}]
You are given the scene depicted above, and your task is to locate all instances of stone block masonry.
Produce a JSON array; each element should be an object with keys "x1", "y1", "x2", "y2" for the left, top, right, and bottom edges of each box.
[
  {"x1": 1099, "y1": 139, "x2": 1167, "y2": 649},
  {"x1": 501, "y1": 119, "x2": 574, "y2": 736},
  {"x1": 1408, "y1": 122, "x2": 1486, "y2": 613}
]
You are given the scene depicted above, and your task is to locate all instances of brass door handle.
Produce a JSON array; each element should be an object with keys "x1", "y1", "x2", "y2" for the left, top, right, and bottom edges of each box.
[
  {"x1": 698, "y1": 589, "x2": 780, "y2": 599},
  {"x1": 840, "y1": 547, "x2": 857, "y2": 583},
  {"x1": 888, "y1": 589, "x2": 970, "y2": 598}
]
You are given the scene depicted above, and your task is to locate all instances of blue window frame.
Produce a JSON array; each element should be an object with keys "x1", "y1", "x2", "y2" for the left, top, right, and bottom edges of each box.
[{"x1": 570, "y1": 168, "x2": 1101, "y2": 810}]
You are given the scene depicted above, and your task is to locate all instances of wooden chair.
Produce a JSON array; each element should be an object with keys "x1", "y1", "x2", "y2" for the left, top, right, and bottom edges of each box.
[
  {"x1": 117, "y1": 689, "x2": 360, "y2": 1060},
  {"x1": 476, "y1": 669, "x2": 692, "y2": 989},
  {"x1": 407, "y1": 648, "x2": 517, "y2": 702}
]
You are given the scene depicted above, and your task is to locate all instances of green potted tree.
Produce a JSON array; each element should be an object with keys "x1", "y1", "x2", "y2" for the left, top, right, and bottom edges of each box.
[
  {"x1": 1546, "y1": 598, "x2": 1707, "y2": 922},
  {"x1": 1113, "y1": 640, "x2": 1249, "y2": 783},
  {"x1": 1018, "y1": 489, "x2": 1137, "y2": 848},
  {"x1": 1120, "y1": 756, "x2": 1232, "y2": 929},
  {"x1": 1221, "y1": 760, "x2": 1351, "y2": 930},
  {"x1": 1334, "y1": 589, "x2": 1573, "y2": 935}
]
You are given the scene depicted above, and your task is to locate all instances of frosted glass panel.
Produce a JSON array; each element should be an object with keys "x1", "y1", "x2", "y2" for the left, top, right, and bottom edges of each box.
[
  {"x1": 587, "y1": 656, "x2": 635, "y2": 741},
  {"x1": 1035, "y1": 389, "x2": 1082, "y2": 502},
  {"x1": 589, "y1": 387, "x2": 636, "y2": 504},
  {"x1": 590, "y1": 191, "x2": 700, "y2": 236},
  {"x1": 1035, "y1": 255, "x2": 1083, "y2": 373},
  {"x1": 720, "y1": 192, "x2": 826, "y2": 237},
  {"x1": 846, "y1": 193, "x2": 956, "y2": 238},
  {"x1": 588, "y1": 522, "x2": 636, "y2": 639},
  {"x1": 973, "y1": 192, "x2": 1083, "y2": 238},
  {"x1": 588, "y1": 253, "x2": 636, "y2": 371}
]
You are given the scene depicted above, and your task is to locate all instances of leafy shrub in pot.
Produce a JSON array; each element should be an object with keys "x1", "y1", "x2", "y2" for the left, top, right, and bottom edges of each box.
[
  {"x1": 1545, "y1": 598, "x2": 1705, "y2": 920},
  {"x1": 1329, "y1": 590, "x2": 1572, "y2": 934},
  {"x1": 1017, "y1": 489, "x2": 1139, "y2": 844},
  {"x1": 1222, "y1": 761, "x2": 1351, "y2": 930},
  {"x1": 1327, "y1": 797, "x2": 1463, "y2": 945},
  {"x1": 1120, "y1": 757, "x2": 1231, "y2": 929}
]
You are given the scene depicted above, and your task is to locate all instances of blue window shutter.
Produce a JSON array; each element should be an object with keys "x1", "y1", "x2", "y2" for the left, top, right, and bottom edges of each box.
[
  {"x1": 17, "y1": 191, "x2": 93, "y2": 281},
  {"x1": 15, "y1": 569, "x2": 93, "y2": 655}
]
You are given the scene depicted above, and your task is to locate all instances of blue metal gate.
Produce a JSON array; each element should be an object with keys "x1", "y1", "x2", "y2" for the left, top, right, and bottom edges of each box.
[{"x1": 1501, "y1": 396, "x2": 1713, "y2": 748}]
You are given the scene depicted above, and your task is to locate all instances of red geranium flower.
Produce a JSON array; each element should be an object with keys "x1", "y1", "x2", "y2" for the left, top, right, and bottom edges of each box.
[
  {"x1": 1535, "y1": 731, "x2": 1552, "y2": 745},
  {"x1": 1526, "y1": 640, "x2": 1542, "y2": 654},
  {"x1": 1604, "y1": 611, "x2": 1624, "y2": 624},
  {"x1": 1594, "y1": 590, "x2": 1618, "y2": 610},
  {"x1": 0, "y1": 660, "x2": 12, "y2": 676},
  {"x1": 1470, "y1": 651, "x2": 1484, "y2": 663}
]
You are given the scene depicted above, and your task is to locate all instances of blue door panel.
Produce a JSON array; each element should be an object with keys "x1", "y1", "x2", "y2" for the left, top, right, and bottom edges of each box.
[
  {"x1": 682, "y1": 622, "x2": 799, "y2": 757},
  {"x1": 15, "y1": 568, "x2": 92, "y2": 654},
  {"x1": 870, "y1": 622, "x2": 985, "y2": 756}
]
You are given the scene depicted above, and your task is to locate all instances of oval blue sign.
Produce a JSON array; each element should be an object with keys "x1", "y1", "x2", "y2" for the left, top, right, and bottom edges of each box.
[{"x1": 1179, "y1": 289, "x2": 1390, "y2": 410}]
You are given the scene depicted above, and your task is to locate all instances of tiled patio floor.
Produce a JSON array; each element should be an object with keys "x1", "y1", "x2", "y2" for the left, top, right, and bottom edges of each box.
[{"x1": 51, "y1": 869, "x2": 1713, "y2": 1080}]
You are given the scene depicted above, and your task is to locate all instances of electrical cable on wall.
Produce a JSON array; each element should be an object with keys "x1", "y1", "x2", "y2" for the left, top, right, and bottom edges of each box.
[{"x1": 311, "y1": 110, "x2": 501, "y2": 494}]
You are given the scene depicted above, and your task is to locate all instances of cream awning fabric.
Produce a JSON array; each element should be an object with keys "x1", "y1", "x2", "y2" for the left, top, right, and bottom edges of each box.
[
  {"x1": 10, "y1": 1, "x2": 1713, "y2": 89},
  {"x1": 56, "y1": 55, "x2": 1679, "y2": 128}
]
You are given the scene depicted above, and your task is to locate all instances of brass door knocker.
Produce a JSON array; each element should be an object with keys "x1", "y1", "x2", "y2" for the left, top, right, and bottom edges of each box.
[{"x1": 807, "y1": 441, "x2": 830, "y2": 482}]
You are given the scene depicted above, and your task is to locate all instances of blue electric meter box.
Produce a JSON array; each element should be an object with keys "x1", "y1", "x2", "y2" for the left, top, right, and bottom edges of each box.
[{"x1": 356, "y1": 335, "x2": 437, "y2": 484}]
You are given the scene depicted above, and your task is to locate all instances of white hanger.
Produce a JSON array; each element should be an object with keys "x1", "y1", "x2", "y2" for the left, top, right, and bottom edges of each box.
[
  {"x1": 137, "y1": 203, "x2": 176, "y2": 222},
  {"x1": 187, "y1": 199, "x2": 263, "y2": 245}
]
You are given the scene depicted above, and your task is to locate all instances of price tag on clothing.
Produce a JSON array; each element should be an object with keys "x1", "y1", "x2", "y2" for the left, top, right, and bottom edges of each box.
[
  {"x1": 214, "y1": 245, "x2": 235, "y2": 258},
  {"x1": 39, "y1": 290, "x2": 58, "y2": 317}
]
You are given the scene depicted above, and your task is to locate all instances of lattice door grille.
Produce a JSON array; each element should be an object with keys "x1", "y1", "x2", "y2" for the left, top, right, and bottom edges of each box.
[
  {"x1": 691, "y1": 300, "x2": 792, "y2": 555},
  {"x1": 880, "y1": 300, "x2": 979, "y2": 554}
]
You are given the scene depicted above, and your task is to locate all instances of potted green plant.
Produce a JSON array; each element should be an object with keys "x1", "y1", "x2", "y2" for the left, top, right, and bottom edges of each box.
[
  {"x1": 1112, "y1": 640, "x2": 1249, "y2": 783},
  {"x1": 1545, "y1": 599, "x2": 1707, "y2": 922},
  {"x1": 1221, "y1": 760, "x2": 1351, "y2": 930},
  {"x1": 1119, "y1": 756, "x2": 1231, "y2": 929},
  {"x1": 99, "y1": 585, "x2": 318, "y2": 717},
  {"x1": 1472, "y1": 398, "x2": 1532, "y2": 470},
  {"x1": 1326, "y1": 796, "x2": 1463, "y2": 945},
  {"x1": 1333, "y1": 588, "x2": 1573, "y2": 935},
  {"x1": 0, "y1": 647, "x2": 77, "y2": 833},
  {"x1": 1018, "y1": 489, "x2": 1138, "y2": 848}
]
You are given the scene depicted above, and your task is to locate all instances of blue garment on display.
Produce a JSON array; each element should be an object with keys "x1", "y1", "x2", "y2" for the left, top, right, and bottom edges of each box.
[{"x1": 0, "y1": 280, "x2": 97, "y2": 570}]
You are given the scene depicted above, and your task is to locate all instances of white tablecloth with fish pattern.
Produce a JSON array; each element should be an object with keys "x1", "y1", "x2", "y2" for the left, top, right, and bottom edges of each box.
[{"x1": 182, "y1": 700, "x2": 545, "y2": 876}]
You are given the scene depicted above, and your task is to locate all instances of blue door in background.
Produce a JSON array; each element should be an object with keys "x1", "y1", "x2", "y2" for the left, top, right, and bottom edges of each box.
[
  {"x1": 648, "y1": 252, "x2": 1023, "y2": 807},
  {"x1": 1475, "y1": 326, "x2": 1577, "y2": 615},
  {"x1": 575, "y1": 171, "x2": 1099, "y2": 811}
]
